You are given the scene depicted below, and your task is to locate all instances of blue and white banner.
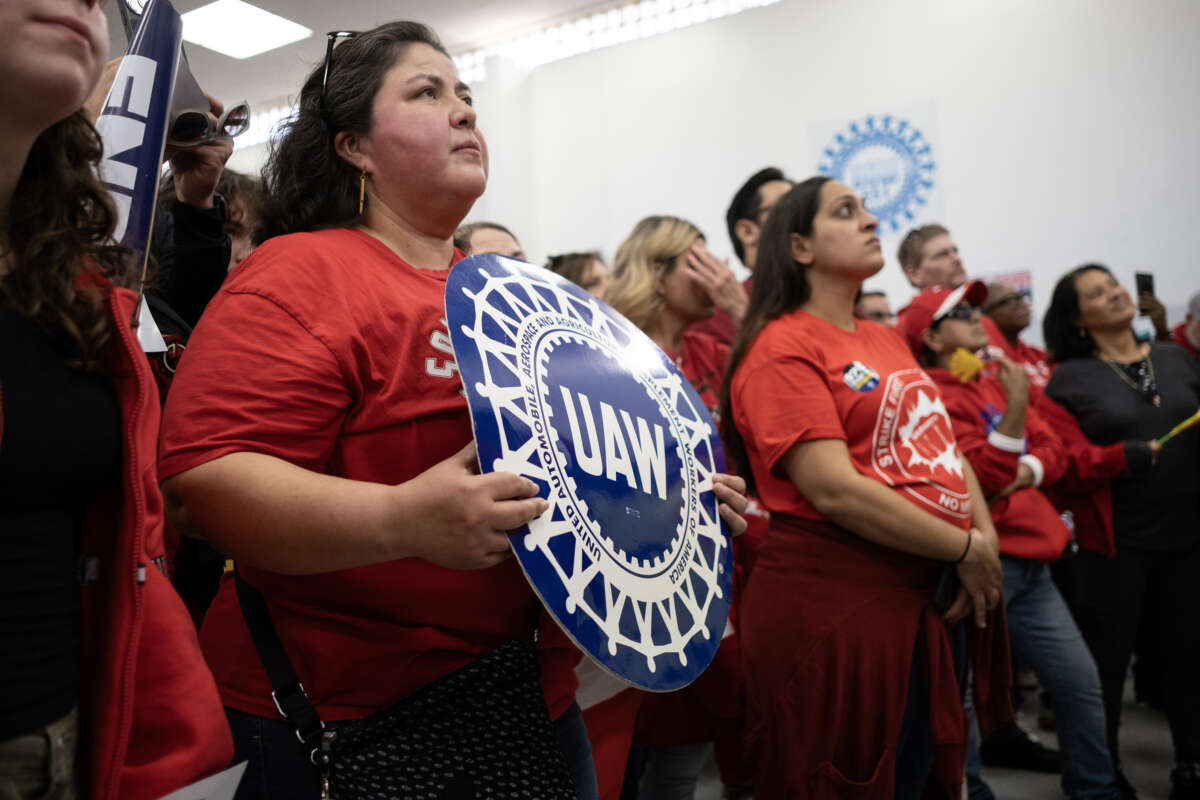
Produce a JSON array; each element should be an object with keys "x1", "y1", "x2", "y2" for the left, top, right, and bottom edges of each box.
[
  {"x1": 812, "y1": 102, "x2": 943, "y2": 236},
  {"x1": 446, "y1": 255, "x2": 732, "y2": 692},
  {"x1": 94, "y1": 0, "x2": 182, "y2": 352}
]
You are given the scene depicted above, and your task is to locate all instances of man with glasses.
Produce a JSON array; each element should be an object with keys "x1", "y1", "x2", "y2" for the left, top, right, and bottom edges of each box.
[
  {"x1": 691, "y1": 167, "x2": 794, "y2": 344},
  {"x1": 983, "y1": 281, "x2": 1053, "y2": 389},
  {"x1": 854, "y1": 290, "x2": 897, "y2": 327}
]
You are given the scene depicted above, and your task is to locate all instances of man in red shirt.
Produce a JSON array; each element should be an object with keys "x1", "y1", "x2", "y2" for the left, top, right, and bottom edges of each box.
[
  {"x1": 689, "y1": 167, "x2": 793, "y2": 344},
  {"x1": 982, "y1": 281, "x2": 1053, "y2": 389},
  {"x1": 898, "y1": 285, "x2": 1120, "y2": 800}
]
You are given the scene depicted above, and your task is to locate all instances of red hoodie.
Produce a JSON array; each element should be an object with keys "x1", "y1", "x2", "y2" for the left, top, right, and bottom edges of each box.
[
  {"x1": 0, "y1": 276, "x2": 233, "y2": 799},
  {"x1": 928, "y1": 369, "x2": 1071, "y2": 562}
]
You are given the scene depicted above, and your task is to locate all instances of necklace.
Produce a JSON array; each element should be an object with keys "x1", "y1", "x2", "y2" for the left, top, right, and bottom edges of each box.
[{"x1": 1100, "y1": 352, "x2": 1161, "y2": 407}]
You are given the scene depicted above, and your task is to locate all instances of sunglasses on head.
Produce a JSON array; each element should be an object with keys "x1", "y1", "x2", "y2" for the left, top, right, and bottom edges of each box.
[
  {"x1": 322, "y1": 31, "x2": 362, "y2": 109},
  {"x1": 167, "y1": 101, "x2": 251, "y2": 147}
]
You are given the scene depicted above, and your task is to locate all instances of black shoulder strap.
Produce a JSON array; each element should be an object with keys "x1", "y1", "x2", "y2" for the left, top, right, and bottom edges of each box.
[{"x1": 234, "y1": 571, "x2": 326, "y2": 749}]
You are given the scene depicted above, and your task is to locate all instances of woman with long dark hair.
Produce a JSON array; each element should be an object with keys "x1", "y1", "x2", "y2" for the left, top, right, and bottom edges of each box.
[
  {"x1": 1043, "y1": 264, "x2": 1200, "y2": 799},
  {"x1": 157, "y1": 21, "x2": 748, "y2": 800},
  {"x1": 0, "y1": 0, "x2": 232, "y2": 796},
  {"x1": 720, "y1": 177, "x2": 1010, "y2": 799}
]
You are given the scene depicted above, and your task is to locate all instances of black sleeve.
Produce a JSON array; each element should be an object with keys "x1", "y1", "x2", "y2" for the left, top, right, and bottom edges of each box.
[{"x1": 153, "y1": 196, "x2": 232, "y2": 329}]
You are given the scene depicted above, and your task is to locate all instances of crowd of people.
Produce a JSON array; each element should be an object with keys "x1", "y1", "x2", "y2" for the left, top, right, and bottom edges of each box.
[{"x1": 2, "y1": 7, "x2": 1198, "y2": 800}]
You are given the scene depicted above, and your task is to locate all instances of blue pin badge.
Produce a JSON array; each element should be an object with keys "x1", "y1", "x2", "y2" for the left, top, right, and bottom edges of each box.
[{"x1": 446, "y1": 254, "x2": 732, "y2": 691}]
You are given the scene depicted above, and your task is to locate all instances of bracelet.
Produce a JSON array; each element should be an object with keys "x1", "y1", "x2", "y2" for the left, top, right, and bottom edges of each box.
[{"x1": 953, "y1": 529, "x2": 972, "y2": 564}]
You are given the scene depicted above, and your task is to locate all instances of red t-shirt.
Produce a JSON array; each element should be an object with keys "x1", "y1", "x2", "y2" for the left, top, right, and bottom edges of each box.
[
  {"x1": 159, "y1": 228, "x2": 578, "y2": 721},
  {"x1": 731, "y1": 309, "x2": 972, "y2": 528},
  {"x1": 983, "y1": 318, "x2": 1053, "y2": 389},
  {"x1": 661, "y1": 330, "x2": 730, "y2": 421}
]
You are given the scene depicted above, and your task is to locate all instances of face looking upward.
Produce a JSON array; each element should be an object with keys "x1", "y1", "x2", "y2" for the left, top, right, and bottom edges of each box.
[
  {"x1": 790, "y1": 180, "x2": 883, "y2": 278},
  {"x1": 983, "y1": 284, "x2": 1032, "y2": 336},
  {"x1": 0, "y1": 0, "x2": 108, "y2": 133},
  {"x1": 1073, "y1": 268, "x2": 1135, "y2": 334},
  {"x1": 924, "y1": 305, "x2": 988, "y2": 358},
  {"x1": 337, "y1": 42, "x2": 487, "y2": 235},
  {"x1": 908, "y1": 233, "x2": 966, "y2": 290}
]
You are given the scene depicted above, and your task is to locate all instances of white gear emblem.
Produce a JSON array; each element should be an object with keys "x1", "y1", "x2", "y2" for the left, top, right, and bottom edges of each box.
[{"x1": 447, "y1": 256, "x2": 731, "y2": 690}]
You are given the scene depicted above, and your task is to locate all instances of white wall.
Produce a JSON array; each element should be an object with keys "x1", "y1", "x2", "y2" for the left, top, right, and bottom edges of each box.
[{"x1": 467, "y1": 0, "x2": 1200, "y2": 340}]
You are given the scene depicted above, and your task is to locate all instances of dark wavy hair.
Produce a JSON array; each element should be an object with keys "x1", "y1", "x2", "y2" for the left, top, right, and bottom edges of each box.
[
  {"x1": 2, "y1": 111, "x2": 130, "y2": 368},
  {"x1": 258, "y1": 22, "x2": 450, "y2": 240},
  {"x1": 1043, "y1": 263, "x2": 1114, "y2": 363},
  {"x1": 719, "y1": 175, "x2": 830, "y2": 492}
]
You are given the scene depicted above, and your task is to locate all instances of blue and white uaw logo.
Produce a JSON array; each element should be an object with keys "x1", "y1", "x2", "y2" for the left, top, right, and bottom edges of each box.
[
  {"x1": 446, "y1": 254, "x2": 732, "y2": 691},
  {"x1": 843, "y1": 361, "x2": 880, "y2": 393},
  {"x1": 817, "y1": 115, "x2": 935, "y2": 233}
]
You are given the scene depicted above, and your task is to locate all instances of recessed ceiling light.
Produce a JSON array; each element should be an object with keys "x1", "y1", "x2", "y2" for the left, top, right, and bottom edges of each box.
[{"x1": 181, "y1": 0, "x2": 312, "y2": 60}]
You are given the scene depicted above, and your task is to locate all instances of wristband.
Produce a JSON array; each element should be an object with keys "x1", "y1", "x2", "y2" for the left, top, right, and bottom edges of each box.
[{"x1": 953, "y1": 528, "x2": 972, "y2": 564}]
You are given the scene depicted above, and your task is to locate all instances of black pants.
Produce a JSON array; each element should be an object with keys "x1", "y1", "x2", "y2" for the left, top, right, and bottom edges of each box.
[{"x1": 1064, "y1": 543, "x2": 1200, "y2": 765}]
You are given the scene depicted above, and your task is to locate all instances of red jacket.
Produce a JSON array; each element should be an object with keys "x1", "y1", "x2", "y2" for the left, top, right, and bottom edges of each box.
[
  {"x1": 10, "y1": 277, "x2": 234, "y2": 798},
  {"x1": 929, "y1": 369, "x2": 1072, "y2": 562},
  {"x1": 1034, "y1": 393, "x2": 1128, "y2": 557},
  {"x1": 1174, "y1": 322, "x2": 1198, "y2": 358}
]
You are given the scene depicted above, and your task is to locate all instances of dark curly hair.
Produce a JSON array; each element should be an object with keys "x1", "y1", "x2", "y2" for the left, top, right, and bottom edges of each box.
[
  {"x1": 719, "y1": 175, "x2": 830, "y2": 493},
  {"x1": 2, "y1": 110, "x2": 131, "y2": 369},
  {"x1": 258, "y1": 22, "x2": 450, "y2": 240}
]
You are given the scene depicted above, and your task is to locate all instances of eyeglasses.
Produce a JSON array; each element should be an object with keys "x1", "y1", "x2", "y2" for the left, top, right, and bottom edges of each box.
[
  {"x1": 982, "y1": 294, "x2": 1026, "y2": 312},
  {"x1": 167, "y1": 102, "x2": 251, "y2": 147},
  {"x1": 863, "y1": 310, "x2": 897, "y2": 323},
  {"x1": 322, "y1": 31, "x2": 361, "y2": 109},
  {"x1": 936, "y1": 304, "x2": 978, "y2": 323}
]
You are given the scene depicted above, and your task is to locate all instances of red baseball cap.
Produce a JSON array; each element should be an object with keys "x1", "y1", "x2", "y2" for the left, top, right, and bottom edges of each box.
[{"x1": 895, "y1": 280, "x2": 989, "y2": 358}]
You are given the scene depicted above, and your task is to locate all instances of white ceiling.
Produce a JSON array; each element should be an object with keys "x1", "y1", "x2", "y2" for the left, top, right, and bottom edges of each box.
[{"x1": 103, "y1": 0, "x2": 619, "y2": 110}]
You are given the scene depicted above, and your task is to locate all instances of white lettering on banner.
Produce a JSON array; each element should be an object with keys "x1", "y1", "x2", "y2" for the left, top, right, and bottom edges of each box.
[
  {"x1": 559, "y1": 386, "x2": 668, "y2": 500},
  {"x1": 425, "y1": 317, "x2": 460, "y2": 378},
  {"x1": 94, "y1": 56, "x2": 158, "y2": 242}
]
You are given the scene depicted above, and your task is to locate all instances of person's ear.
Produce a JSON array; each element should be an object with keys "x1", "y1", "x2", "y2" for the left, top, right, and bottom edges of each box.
[
  {"x1": 921, "y1": 326, "x2": 946, "y2": 355},
  {"x1": 735, "y1": 219, "x2": 759, "y2": 251},
  {"x1": 333, "y1": 130, "x2": 371, "y2": 174},
  {"x1": 789, "y1": 233, "x2": 813, "y2": 266},
  {"x1": 902, "y1": 263, "x2": 922, "y2": 287}
]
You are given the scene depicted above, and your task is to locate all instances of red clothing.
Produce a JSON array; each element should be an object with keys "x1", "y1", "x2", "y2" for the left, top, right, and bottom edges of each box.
[
  {"x1": 158, "y1": 228, "x2": 578, "y2": 722},
  {"x1": 1035, "y1": 394, "x2": 1128, "y2": 557},
  {"x1": 732, "y1": 311, "x2": 973, "y2": 528},
  {"x1": 636, "y1": 329, "x2": 756, "y2": 784},
  {"x1": 1174, "y1": 322, "x2": 1199, "y2": 358},
  {"x1": 983, "y1": 320, "x2": 1053, "y2": 389},
  {"x1": 0, "y1": 277, "x2": 233, "y2": 799},
  {"x1": 739, "y1": 517, "x2": 1012, "y2": 800},
  {"x1": 730, "y1": 311, "x2": 1011, "y2": 798},
  {"x1": 929, "y1": 369, "x2": 1071, "y2": 562}
]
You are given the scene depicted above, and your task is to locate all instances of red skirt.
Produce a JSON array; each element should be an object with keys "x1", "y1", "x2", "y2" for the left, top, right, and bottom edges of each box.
[{"x1": 739, "y1": 515, "x2": 1011, "y2": 800}]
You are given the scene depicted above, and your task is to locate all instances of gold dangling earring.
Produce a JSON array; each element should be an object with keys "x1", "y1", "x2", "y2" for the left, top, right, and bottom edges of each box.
[{"x1": 358, "y1": 170, "x2": 367, "y2": 215}]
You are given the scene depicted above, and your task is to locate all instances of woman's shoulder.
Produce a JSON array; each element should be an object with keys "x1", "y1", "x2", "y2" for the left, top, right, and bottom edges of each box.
[{"x1": 1045, "y1": 356, "x2": 1100, "y2": 394}]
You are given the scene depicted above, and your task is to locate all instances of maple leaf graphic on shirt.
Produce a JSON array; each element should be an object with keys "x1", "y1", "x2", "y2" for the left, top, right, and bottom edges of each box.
[{"x1": 896, "y1": 389, "x2": 963, "y2": 478}]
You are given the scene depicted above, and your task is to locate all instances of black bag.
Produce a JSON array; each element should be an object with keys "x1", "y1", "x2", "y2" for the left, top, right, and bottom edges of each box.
[{"x1": 235, "y1": 573, "x2": 577, "y2": 800}]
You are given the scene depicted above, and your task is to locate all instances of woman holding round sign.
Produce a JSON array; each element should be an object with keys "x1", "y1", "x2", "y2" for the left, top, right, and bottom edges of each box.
[
  {"x1": 605, "y1": 215, "x2": 759, "y2": 798},
  {"x1": 157, "y1": 21, "x2": 748, "y2": 800},
  {"x1": 720, "y1": 176, "x2": 1011, "y2": 799}
]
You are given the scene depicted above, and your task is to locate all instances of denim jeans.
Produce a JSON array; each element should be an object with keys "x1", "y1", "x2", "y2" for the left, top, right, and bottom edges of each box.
[
  {"x1": 0, "y1": 708, "x2": 77, "y2": 800},
  {"x1": 967, "y1": 556, "x2": 1117, "y2": 800},
  {"x1": 228, "y1": 702, "x2": 599, "y2": 800}
]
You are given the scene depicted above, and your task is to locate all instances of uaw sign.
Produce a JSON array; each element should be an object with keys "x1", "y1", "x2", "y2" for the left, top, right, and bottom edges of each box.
[
  {"x1": 446, "y1": 255, "x2": 732, "y2": 691},
  {"x1": 94, "y1": 0, "x2": 181, "y2": 352},
  {"x1": 814, "y1": 106, "x2": 941, "y2": 234}
]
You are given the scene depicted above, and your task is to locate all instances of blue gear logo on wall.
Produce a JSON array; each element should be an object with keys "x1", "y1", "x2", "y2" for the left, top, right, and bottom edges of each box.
[
  {"x1": 445, "y1": 254, "x2": 731, "y2": 692},
  {"x1": 817, "y1": 115, "x2": 936, "y2": 233}
]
